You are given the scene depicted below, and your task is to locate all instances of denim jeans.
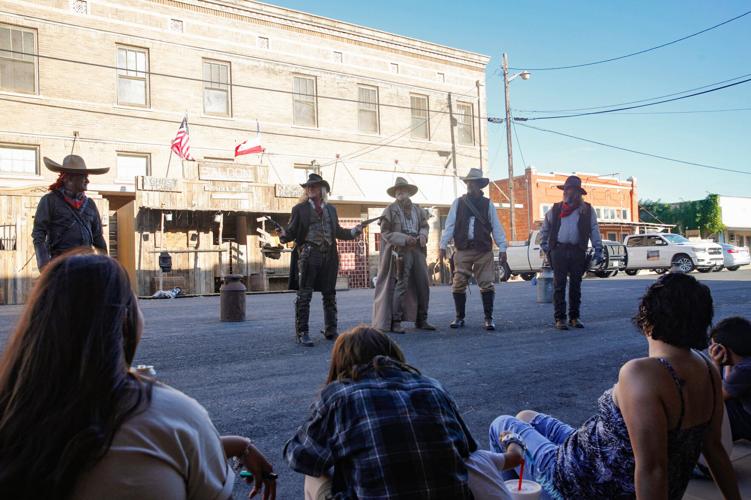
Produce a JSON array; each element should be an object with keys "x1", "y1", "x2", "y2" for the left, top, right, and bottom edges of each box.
[{"x1": 489, "y1": 413, "x2": 576, "y2": 499}]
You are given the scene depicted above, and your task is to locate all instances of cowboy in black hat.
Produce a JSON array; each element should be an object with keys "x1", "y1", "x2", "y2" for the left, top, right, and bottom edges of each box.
[
  {"x1": 278, "y1": 173, "x2": 363, "y2": 346},
  {"x1": 371, "y1": 177, "x2": 436, "y2": 334},
  {"x1": 32, "y1": 155, "x2": 109, "y2": 269},
  {"x1": 439, "y1": 168, "x2": 508, "y2": 331},
  {"x1": 540, "y1": 175, "x2": 603, "y2": 330}
]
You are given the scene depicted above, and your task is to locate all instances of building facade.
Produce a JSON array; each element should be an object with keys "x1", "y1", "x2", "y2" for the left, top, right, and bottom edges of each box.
[
  {"x1": 717, "y1": 196, "x2": 751, "y2": 248},
  {"x1": 0, "y1": 0, "x2": 489, "y2": 303}
]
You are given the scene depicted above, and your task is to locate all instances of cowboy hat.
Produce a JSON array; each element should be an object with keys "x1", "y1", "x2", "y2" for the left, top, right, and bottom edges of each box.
[
  {"x1": 386, "y1": 177, "x2": 418, "y2": 198},
  {"x1": 43, "y1": 155, "x2": 109, "y2": 175},
  {"x1": 300, "y1": 173, "x2": 331, "y2": 192},
  {"x1": 557, "y1": 175, "x2": 587, "y2": 195},
  {"x1": 460, "y1": 168, "x2": 489, "y2": 188}
]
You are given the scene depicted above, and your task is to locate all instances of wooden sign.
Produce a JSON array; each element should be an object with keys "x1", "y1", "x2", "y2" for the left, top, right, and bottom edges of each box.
[
  {"x1": 138, "y1": 177, "x2": 182, "y2": 192},
  {"x1": 275, "y1": 184, "x2": 303, "y2": 198},
  {"x1": 198, "y1": 163, "x2": 256, "y2": 182}
]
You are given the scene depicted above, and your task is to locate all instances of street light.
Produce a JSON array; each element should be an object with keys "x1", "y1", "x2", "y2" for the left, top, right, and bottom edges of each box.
[{"x1": 502, "y1": 53, "x2": 531, "y2": 240}]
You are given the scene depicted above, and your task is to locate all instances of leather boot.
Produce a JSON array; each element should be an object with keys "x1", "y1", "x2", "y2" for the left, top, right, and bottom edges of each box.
[
  {"x1": 322, "y1": 292, "x2": 338, "y2": 340},
  {"x1": 415, "y1": 319, "x2": 437, "y2": 331},
  {"x1": 555, "y1": 319, "x2": 569, "y2": 331},
  {"x1": 481, "y1": 290, "x2": 495, "y2": 331},
  {"x1": 296, "y1": 332, "x2": 314, "y2": 347},
  {"x1": 295, "y1": 291, "x2": 314, "y2": 345},
  {"x1": 390, "y1": 321, "x2": 406, "y2": 334},
  {"x1": 568, "y1": 318, "x2": 584, "y2": 329},
  {"x1": 450, "y1": 292, "x2": 466, "y2": 328}
]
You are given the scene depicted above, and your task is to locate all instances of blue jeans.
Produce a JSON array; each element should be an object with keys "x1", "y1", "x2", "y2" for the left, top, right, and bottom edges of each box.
[{"x1": 489, "y1": 413, "x2": 576, "y2": 499}]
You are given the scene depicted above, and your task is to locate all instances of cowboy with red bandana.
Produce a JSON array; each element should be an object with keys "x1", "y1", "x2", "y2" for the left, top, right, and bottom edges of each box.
[
  {"x1": 540, "y1": 175, "x2": 603, "y2": 330},
  {"x1": 32, "y1": 155, "x2": 108, "y2": 269}
]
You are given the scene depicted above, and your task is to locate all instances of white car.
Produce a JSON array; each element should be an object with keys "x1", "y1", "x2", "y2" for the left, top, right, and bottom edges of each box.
[
  {"x1": 721, "y1": 243, "x2": 751, "y2": 271},
  {"x1": 624, "y1": 233, "x2": 724, "y2": 275}
]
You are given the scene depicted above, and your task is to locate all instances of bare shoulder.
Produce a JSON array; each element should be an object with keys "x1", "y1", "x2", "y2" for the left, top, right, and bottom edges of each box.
[{"x1": 619, "y1": 357, "x2": 664, "y2": 385}]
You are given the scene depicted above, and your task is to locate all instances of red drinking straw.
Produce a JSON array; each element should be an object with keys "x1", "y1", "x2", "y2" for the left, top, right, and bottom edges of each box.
[{"x1": 518, "y1": 458, "x2": 525, "y2": 491}]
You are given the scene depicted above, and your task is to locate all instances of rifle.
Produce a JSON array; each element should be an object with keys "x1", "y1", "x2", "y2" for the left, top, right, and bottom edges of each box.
[
  {"x1": 359, "y1": 215, "x2": 384, "y2": 226},
  {"x1": 259, "y1": 215, "x2": 284, "y2": 233}
]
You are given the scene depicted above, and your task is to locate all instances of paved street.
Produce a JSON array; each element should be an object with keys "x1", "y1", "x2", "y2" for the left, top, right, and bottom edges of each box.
[{"x1": 1, "y1": 270, "x2": 750, "y2": 498}]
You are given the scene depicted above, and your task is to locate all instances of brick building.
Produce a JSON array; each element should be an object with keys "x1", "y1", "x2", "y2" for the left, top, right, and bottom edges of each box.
[
  {"x1": 0, "y1": 0, "x2": 489, "y2": 302},
  {"x1": 490, "y1": 168, "x2": 642, "y2": 243}
]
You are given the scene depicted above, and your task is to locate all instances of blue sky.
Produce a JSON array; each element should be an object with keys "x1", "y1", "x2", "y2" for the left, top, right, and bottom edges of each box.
[{"x1": 270, "y1": 0, "x2": 750, "y2": 202}]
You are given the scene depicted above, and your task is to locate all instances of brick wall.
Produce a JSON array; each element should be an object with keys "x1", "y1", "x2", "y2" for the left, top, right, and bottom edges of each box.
[{"x1": 336, "y1": 218, "x2": 369, "y2": 288}]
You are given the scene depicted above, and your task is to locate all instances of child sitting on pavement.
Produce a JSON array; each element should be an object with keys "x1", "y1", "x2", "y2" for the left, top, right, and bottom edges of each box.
[{"x1": 709, "y1": 316, "x2": 751, "y2": 442}]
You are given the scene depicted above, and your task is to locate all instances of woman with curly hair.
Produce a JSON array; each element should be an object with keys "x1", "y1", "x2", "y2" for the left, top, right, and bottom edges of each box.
[{"x1": 488, "y1": 273, "x2": 740, "y2": 499}]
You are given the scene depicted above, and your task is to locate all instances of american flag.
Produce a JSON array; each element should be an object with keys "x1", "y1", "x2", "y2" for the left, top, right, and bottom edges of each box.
[{"x1": 171, "y1": 116, "x2": 194, "y2": 160}]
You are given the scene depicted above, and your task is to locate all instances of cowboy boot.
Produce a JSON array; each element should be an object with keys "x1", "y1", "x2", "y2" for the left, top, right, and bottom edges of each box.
[
  {"x1": 390, "y1": 321, "x2": 406, "y2": 334},
  {"x1": 295, "y1": 291, "x2": 314, "y2": 347},
  {"x1": 450, "y1": 292, "x2": 466, "y2": 328},
  {"x1": 481, "y1": 290, "x2": 495, "y2": 331},
  {"x1": 568, "y1": 318, "x2": 585, "y2": 329},
  {"x1": 322, "y1": 292, "x2": 338, "y2": 340}
]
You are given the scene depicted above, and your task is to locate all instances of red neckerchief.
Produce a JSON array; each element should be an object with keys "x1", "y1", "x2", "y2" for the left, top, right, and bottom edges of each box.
[
  {"x1": 560, "y1": 201, "x2": 579, "y2": 218},
  {"x1": 311, "y1": 198, "x2": 324, "y2": 217},
  {"x1": 60, "y1": 189, "x2": 86, "y2": 210}
]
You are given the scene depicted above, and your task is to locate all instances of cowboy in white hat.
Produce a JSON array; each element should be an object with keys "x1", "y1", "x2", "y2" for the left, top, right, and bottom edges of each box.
[
  {"x1": 31, "y1": 155, "x2": 109, "y2": 269},
  {"x1": 439, "y1": 168, "x2": 507, "y2": 330},
  {"x1": 539, "y1": 175, "x2": 603, "y2": 330},
  {"x1": 372, "y1": 177, "x2": 436, "y2": 334}
]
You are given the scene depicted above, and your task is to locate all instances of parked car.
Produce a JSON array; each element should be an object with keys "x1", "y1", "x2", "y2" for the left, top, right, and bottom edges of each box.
[
  {"x1": 721, "y1": 243, "x2": 751, "y2": 271},
  {"x1": 623, "y1": 233, "x2": 723, "y2": 275},
  {"x1": 497, "y1": 230, "x2": 627, "y2": 281}
]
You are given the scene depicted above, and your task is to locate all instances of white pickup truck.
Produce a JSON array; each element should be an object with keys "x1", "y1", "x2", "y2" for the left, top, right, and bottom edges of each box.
[
  {"x1": 623, "y1": 233, "x2": 724, "y2": 275},
  {"x1": 497, "y1": 230, "x2": 628, "y2": 281}
]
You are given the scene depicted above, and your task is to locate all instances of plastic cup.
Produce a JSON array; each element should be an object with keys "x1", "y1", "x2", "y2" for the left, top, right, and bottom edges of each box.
[
  {"x1": 503, "y1": 479, "x2": 541, "y2": 500},
  {"x1": 134, "y1": 364, "x2": 157, "y2": 377}
]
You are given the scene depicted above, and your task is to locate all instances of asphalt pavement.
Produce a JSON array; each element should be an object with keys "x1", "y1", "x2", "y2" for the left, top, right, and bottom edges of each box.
[{"x1": 1, "y1": 269, "x2": 750, "y2": 499}]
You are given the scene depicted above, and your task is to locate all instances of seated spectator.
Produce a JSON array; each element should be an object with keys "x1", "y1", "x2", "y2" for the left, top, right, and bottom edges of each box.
[
  {"x1": 709, "y1": 316, "x2": 751, "y2": 442},
  {"x1": 0, "y1": 252, "x2": 276, "y2": 500},
  {"x1": 284, "y1": 326, "x2": 524, "y2": 499},
  {"x1": 488, "y1": 273, "x2": 741, "y2": 499}
]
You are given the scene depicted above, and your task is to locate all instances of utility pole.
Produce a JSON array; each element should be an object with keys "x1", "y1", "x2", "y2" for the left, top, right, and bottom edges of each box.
[
  {"x1": 447, "y1": 92, "x2": 458, "y2": 199},
  {"x1": 502, "y1": 53, "x2": 516, "y2": 240},
  {"x1": 476, "y1": 80, "x2": 483, "y2": 172}
]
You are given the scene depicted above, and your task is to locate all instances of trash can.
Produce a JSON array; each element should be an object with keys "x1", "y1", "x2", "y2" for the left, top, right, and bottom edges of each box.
[
  {"x1": 220, "y1": 274, "x2": 246, "y2": 322},
  {"x1": 536, "y1": 267, "x2": 554, "y2": 303}
]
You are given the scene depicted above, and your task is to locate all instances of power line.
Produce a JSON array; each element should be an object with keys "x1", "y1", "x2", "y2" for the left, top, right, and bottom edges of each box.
[
  {"x1": 514, "y1": 77, "x2": 751, "y2": 121},
  {"x1": 516, "y1": 122, "x2": 751, "y2": 176},
  {"x1": 511, "y1": 115, "x2": 527, "y2": 167},
  {"x1": 601, "y1": 107, "x2": 751, "y2": 115},
  {"x1": 514, "y1": 73, "x2": 751, "y2": 113},
  {"x1": 509, "y1": 10, "x2": 751, "y2": 71}
]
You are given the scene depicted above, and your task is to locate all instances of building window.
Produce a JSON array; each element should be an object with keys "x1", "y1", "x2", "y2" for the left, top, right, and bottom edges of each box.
[
  {"x1": 358, "y1": 85, "x2": 379, "y2": 134},
  {"x1": 169, "y1": 19, "x2": 183, "y2": 32},
  {"x1": 294, "y1": 163, "x2": 315, "y2": 184},
  {"x1": 607, "y1": 232, "x2": 617, "y2": 241},
  {"x1": 0, "y1": 144, "x2": 38, "y2": 175},
  {"x1": 116, "y1": 45, "x2": 149, "y2": 107},
  {"x1": 0, "y1": 24, "x2": 37, "y2": 94},
  {"x1": 70, "y1": 0, "x2": 88, "y2": 15},
  {"x1": 390, "y1": 62, "x2": 399, "y2": 74},
  {"x1": 202, "y1": 59, "x2": 231, "y2": 116},
  {"x1": 437, "y1": 72, "x2": 445, "y2": 83},
  {"x1": 257, "y1": 36, "x2": 269, "y2": 49},
  {"x1": 116, "y1": 153, "x2": 150, "y2": 183},
  {"x1": 0, "y1": 224, "x2": 16, "y2": 251},
  {"x1": 541, "y1": 203, "x2": 553, "y2": 216},
  {"x1": 621, "y1": 209, "x2": 629, "y2": 220},
  {"x1": 293, "y1": 75, "x2": 317, "y2": 127},
  {"x1": 456, "y1": 102, "x2": 474, "y2": 145},
  {"x1": 333, "y1": 51, "x2": 343, "y2": 63},
  {"x1": 410, "y1": 94, "x2": 429, "y2": 139}
]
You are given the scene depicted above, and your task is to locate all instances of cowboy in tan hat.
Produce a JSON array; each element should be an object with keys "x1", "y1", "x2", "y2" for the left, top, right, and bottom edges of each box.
[
  {"x1": 439, "y1": 168, "x2": 507, "y2": 330},
  {"x1": 540, "y1": 175, "x2": 603, "y2": 330},
  {"x1": 372, "y1": 177, "x2": 436, "y2": 334},
  {"x1": 31, "y1": 155, "x2": 109, "y2": 269},
  {"x1": 278, "y1": 173, "x2": 363, "y2": 346}
]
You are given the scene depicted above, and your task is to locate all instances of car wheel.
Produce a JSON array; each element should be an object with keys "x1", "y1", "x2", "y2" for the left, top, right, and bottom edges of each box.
[
  {"x1": 625, "y1": 269, "x2": 638, "y2": 276},
  {"x1": 672, "y1": 254, "x2": 695, "y2": 273},
  {"x1": 608, "y1": 270, "x2": 619, "y2": 278},
  {"x1": 497, "y1": 262, "x2": 511, "y2": 282},
  {"x1": 520, "y1": 273, "x2": 535, "y2": 281},
  {"x1": 595, "y1": 271, "x2": 608, "y2": 278},
  {"x1": 712, "y1": 266, "x2": 723, "y2": 272},
  {"x1": 727, "y1": 266, "x2": 740, "y2": 271},
  {"x1": 654, "y1": 268, "x2": 668, "y2": 275},
  {"x1": 698, "y1": 268, "x2": 712, "y2": 273}
]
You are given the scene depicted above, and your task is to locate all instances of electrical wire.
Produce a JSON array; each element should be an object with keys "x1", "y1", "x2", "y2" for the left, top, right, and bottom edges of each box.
[
  {"x1": 514, "y1": 77, "x2": 751, "y2": 121},
  {"x1": 511, "y1": 115, "x2": 528, "y2": 167},
  {"x1": 596, "y1": 107, "x2": 751, "y2": 115},
  {"x1": 508, "y1": 10, "x2": 751, "y2": 71},
  {"x1": 515, "y1": 122, "x2": 751, "y2": 176}
]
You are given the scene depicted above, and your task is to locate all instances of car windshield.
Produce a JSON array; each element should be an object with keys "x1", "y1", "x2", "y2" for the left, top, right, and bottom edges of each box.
[{"x1": 661, "y1": 234, "x2": 689, "y2": 244}]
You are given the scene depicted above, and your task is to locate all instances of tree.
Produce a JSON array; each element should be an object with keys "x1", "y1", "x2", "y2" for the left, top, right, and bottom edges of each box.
[{"x1": 639, "y1": 194, "x2": 724, "y2": 238}]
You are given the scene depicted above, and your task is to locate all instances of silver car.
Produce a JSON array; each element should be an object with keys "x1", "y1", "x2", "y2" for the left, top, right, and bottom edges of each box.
[{"x1": 720, "y1": 243, "x2": 751, "y2": 271}]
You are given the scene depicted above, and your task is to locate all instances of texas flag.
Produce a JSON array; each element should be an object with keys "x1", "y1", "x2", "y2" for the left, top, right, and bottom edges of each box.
[{"x1": 235, "y1": 121, "x2": 265, "y2": 157}]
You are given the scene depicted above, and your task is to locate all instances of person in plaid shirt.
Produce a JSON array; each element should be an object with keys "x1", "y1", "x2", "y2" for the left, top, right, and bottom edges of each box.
[{"x1": 284, "y1": 326, "x2": 478, "y2": 499}]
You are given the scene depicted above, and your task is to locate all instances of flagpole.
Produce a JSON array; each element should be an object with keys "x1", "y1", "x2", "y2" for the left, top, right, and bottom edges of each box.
[{"x1": 165, "y1": 148, "x2": 173, "y2": 178}]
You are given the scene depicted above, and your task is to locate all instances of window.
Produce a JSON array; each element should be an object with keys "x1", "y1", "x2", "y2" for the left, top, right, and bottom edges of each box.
[
  {"x1": 257, "y1": 36, "x2": 269, "y2": 49},
  {"x1": 0, "y1": 224, "x2": 16, "y2": 251},
  {"x1": 358, "y1": 85, "x2": 379, "y2": 134},
  {"x1": 410, "y1": 94, "x2": 429, "y2": 139},
  {"x1": 202, "y1": 59, "x2": 231, "y2": 116},
  {"x1": 0, "y1": 144, "x2": 37, "y2": 175},
  {"x1": 333, "y1": 51, "x2": 343, "y2": 63},
  {"x1": 595, "y1": 207, "x2": 602, "y2": 219},
  {"x1": 169, "y1": 19, "x2": 183, "y2": 32},
  {"x1": 294, "y1": 163, "x2": 315, "y2": 184},
  {"x1": 116, "y1": 46, "x2": 149, "y2": 106},
  {"x1": 626, "y1": 236, "x2": 643, "y2": 247},
  {"x1": 609, "y1": 208, "x2": 616, "y2": 220},
  {"x1": 607, "y1": 232, "x2": 617, "y2": 241},
  {"x1": 541, "y1": 203, "x2": 553, "y2": 216},
  {"x1": 293, "y1": 76, "x2": 317, "y2": 127},
  {"x1": 70, "y1": 0, "x2": 88, "y2": 15},
  {"x1": 0, "y1": 24, "x2": 37, "y2": 94},
  {"x1": 116, "y1": 153, "x2": 149, "y2": 183},
  {"x1": 390, "y1": 62, "x2": 399, "y2": 74},
  {"x1": 437, "y1": 72, "x2": 445, "y2": 83},
  {"x1": 456, "y1": 102, "x2": 474, "y2": 145},
  {"x1": 621, "y1": 209, "x2": 629, "y2": 220}
]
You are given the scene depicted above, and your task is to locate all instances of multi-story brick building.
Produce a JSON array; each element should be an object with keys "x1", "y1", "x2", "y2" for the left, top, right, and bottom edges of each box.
[
  {"x1": 0, "y1": 0, "x2": 489, "y2": 303},
  {"x1": 491, "y1": 167, "x2": 647, "y2": 243}
]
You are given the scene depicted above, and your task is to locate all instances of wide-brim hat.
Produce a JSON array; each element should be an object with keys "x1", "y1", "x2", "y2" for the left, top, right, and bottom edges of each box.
[
  {"x1": 386, "y1": 176, "x2": 418, "y2": 198},
  {"x1": 557, "y1": 175, "x2": 587, "y2": 195},
  {"x1": 300, "y1": 173, "x2": 331, "y2": 192},
  {"x1": 460, "y1": 167, "x2": 489, "y2": 189},
  {"x1": 43, "y1": 155, "x2": 109, "y2": 175}
]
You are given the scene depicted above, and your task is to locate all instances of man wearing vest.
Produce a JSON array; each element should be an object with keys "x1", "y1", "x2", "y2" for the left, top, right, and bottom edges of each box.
[
  {"x1": 439, "y1": 168, "x2": 508, "y2": 330},
  {"x1": 279, "y1": 174, "x2": 363, "y2": 347},
  {"x1": 540, "y1": 175, "x2": 603, "y2": 330}
]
